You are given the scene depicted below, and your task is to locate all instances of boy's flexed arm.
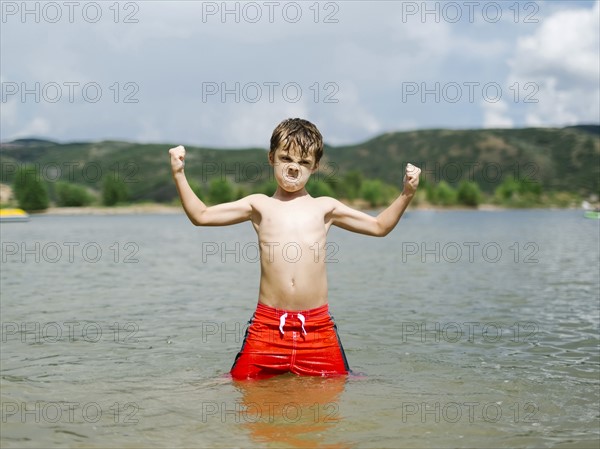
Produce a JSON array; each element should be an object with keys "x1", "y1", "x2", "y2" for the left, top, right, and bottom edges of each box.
[
  {"x1": 330, "y1": 163, "x2": 421, "y2": 237},
  {"x1": 169, "y1": 145, "x2": 253, "y2": 226}
]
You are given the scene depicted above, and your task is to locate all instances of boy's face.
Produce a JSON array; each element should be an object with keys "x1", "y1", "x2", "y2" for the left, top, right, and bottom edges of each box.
[{"x1": 269, "y1": 146, "x2": 318, "y2": 193}]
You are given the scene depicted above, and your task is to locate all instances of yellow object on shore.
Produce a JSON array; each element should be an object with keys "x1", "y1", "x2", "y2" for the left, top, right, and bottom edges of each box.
[{"x1": 0, "y1": 208, "x2": 30, "y2": 222}]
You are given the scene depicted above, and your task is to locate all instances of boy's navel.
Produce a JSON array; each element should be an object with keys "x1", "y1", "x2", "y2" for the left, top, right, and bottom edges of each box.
[{"x1": 291, "y1": 278, "x2": 295, "y2": 287}]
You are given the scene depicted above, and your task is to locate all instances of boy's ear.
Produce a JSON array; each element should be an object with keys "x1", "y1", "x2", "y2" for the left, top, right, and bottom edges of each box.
[
  {"x1": 311, "y1": 162, "x2": 319, "y2": 173},
  {"x1": 268, "y1": 152, "x2": 274, "y2": 166}
]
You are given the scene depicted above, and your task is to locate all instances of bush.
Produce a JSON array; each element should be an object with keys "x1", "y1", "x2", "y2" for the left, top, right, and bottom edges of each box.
[
  {"x1": 383, "y1": 183, "x2": 400, "y2": 203},
  {"x1": 208, "y1": 178, "x2": 234, "y2": 204},
  {"x1": 55, "y1": 182, "x2": 93, "y2": 207},
  {"x1": 13, "y1": 166, "x2": 49, "y2": 211},
  {"x1": 322, "y1": 174, "x2": 339, "y2": 194},
  {"x1": 494, "y1": 178, "x2": 543, "y2": 207},
  {"x1": 437, "y1": 181, "x2": 457, "y2": 206},
  {"x1": 188, "y1": 180, "x2": 204, "y2": 201},
  {"x1": 548, "y1": 191, "x2": 580, "y2": 207},
  {"x1": 360, "y1": 179, "x2": 385, "y2": 207},
  {"x1": 457, "y1": 181, "x2": 482, "y2": 207},
  {"x1": 519, "y1": 179, "x2": 542, "y2": 196},
  {"x1": 411, "y1": 189, "x2": 426, "y2": 206},
  {"x1": 234, "y1": 186, "x2": 248, "y2": 200},
  {"x1": 428, "y1": 181, "x2": 457, "y2": 206},
  {"x1": 425, "y1": 183, "x2": 437, "y2": 204},
  {"x1": 253, "y1": 179, "x2": 278, "y2": 196},
  {"x1": 495, "y1": 178, "x2": 520, "y2": 201},
  {"x1": 341, "y1": 170, "x2": 363, "y2": 200},
  {"x1": 306, "y1": 179, "x2": 335, "y2": 197},
  {"x1": 102, "y1": 176, "x2": 128, "y2": 206}
]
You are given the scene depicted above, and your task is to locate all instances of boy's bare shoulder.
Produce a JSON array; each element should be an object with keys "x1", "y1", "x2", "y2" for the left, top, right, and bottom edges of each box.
[
  {"x1": 314, "y1": 195, "x2": 341, "y2": 207},
  {"x1": 314, "y1": 195, "x2": 343, "y2": 214},
  {"x1": 244, "y1": 193, "x2": 271, "y2": 206}
]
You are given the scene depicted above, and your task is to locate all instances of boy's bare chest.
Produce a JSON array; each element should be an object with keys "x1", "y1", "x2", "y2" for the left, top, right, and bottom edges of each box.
[{"x1": 253, "y1": 206, "x2": 327, "y2": 241}]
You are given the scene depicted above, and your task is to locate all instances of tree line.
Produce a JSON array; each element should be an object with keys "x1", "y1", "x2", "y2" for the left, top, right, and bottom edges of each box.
[{"x1": 7, "y1": 165, "x2": 573, "y2": 211}]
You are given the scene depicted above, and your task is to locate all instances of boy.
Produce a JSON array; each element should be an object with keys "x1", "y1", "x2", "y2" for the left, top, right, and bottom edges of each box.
[{"x1": 169, "y1": 118, "x2": 420, "y2": 380}]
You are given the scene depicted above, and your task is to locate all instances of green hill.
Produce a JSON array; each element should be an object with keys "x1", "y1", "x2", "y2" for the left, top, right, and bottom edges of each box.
[
  {"x1": 324, "y1": 127, "x2": 599, "y2": 194},
  {"x1": 1, "y1": 126, "x2": 598, "y2": 203}
]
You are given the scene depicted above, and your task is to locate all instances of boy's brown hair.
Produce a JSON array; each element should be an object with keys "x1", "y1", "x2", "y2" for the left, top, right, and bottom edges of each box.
[{"x1": 269, "y1": 118, "x2": 324, "y2": 168}]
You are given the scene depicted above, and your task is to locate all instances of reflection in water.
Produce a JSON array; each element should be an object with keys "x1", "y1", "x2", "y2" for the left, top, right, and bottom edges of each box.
[{"x1": 233, "y1": 374, "x2": 349, "y2": 448}]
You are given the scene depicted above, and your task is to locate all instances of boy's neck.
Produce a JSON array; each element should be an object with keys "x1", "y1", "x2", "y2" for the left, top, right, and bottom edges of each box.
[{"x1": 272, "y1": 187, "x2": 310, "y2": 201}]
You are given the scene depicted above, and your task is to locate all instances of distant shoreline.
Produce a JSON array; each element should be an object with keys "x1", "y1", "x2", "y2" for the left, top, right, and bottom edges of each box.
[
  {"x1": 21, "y1": 202, "x2": 584, "y2": 216},
  {"x1": 33, "y1": 204, "x2": 183, "y2": 216}
]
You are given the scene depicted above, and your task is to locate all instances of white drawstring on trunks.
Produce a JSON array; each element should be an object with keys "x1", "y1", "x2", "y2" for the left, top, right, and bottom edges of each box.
[
  {"x1": 298, "y1": 313, "x2": 307, "y2": 335},
  {"x1": 279, "y1": 313, "x2": 287, "y2": 335},
  {"x1": 279, "y1": 312, "x2": 307, "y2": 336}
]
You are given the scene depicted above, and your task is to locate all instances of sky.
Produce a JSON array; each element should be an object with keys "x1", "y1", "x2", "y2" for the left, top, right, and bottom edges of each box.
[{"x1": 1, "y1": 0, "x2": 599, "y2": 147}]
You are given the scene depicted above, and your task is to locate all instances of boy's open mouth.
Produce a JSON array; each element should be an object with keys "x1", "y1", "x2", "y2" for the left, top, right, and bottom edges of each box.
[
  {"x1": 284, "y1": 173, "x2": 299, "y2": 184},
  {"x1": 283, "y1": 164, "x2": 300, "y2": 184}
]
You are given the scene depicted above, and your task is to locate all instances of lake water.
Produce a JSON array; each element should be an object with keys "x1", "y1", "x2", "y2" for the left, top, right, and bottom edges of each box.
[{"x1": 1, "y1": 210, "x2": 598, "y2": 448}]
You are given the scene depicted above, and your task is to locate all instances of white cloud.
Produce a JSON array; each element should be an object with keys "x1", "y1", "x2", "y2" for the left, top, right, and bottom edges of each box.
[
  {"x1": 509, "y1": 1, "x2": 600, "y2": 125},
  {"x1": 320, "y1": 81, "x2": 382, "y2": 144},
  {"x1": 482, "y1": 99, "x2": 514, "y2": 128},
  {"x1": 0, "y1": 97, "x2": 18, "y2": 130},
  {"x1": 223, "y1": 101, "x2": 311, "y2": 148},
  {"x1": 134, "y1": 117, "x2": 163, "y2": 144},
  {"x1": 1, "y1": 1, "x2": 598, "y2": 145},
  {"x1": 523, "y1": 78, "x2": 594, "y2": 126},
  {"x1": 11, "y1": 117, "x2": 52, "y2": 139}
]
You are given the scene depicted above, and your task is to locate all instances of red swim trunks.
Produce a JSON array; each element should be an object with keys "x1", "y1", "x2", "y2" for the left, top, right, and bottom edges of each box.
[{"x1": 230, "y1": 303, "x2": 350, "y2": 380}]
